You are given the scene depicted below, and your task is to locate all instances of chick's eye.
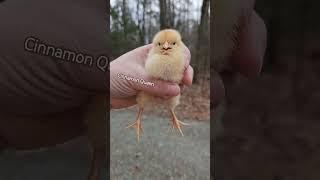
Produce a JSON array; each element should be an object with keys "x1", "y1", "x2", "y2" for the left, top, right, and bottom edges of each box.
[
  {"x1": 173, "y1": 42, "x2": 176, "y2": 45},
  {"x1": 158, "y1": 43, "x2": 161, "y2": 46}
]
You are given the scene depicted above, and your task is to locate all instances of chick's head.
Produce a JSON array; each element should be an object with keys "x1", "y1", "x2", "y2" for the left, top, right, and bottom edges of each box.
[{"x1": 152, "y1": 29, "x2": 183, "y2": 55}]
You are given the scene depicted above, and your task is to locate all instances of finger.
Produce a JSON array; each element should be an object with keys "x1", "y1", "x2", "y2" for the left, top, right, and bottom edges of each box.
[
  {"x1": 182, "y1": 65, "x2": 194, "y2": 86},
  {"x1": 182, "y1": 44, "x2": 191, "y2": 69},
  {"x1": 133, "y1": 79, "x2": 180, "y2": 97},
  {"x1": 135, "y1": 43, "x2": 153, "y2": 53},
  {"x1": 241, "y1": 0, "x2": 256, "y2": 25},
  {"x1": 156, "y1": 84, "x2": 184, "y2": 100},
  {"x1": 111, "y1": 97, "x2": 137, "y2": 109},
  {"x1": 139, "y1": 43, "x2": 153, "y2": 54},
  {"x1": 230, "y1": 11, "x2": 267, "y2": 78},
  {"x1": 129, "y1": 44, "x2": 154, "y2": 64},
  {"x1": 159, "y1": 95, "x2": 171, "y2": 100}
]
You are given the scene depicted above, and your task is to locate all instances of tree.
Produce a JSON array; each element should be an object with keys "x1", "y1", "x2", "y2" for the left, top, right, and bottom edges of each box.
[
  {"x1": 122, "y1": 0, "x2": 128, "y2": 40},
  {"x1": 110, "y1": 0, "x2": 139, "y2": 57},
  {"x1": 194, "y1": 0, "x2": 210, "y2": 83},
  {"x1": 159, "y1": 0, "x2": 167, "y2": 29},
  {"x1": 110, "y1": 0, "x2": 210, "y2": 85}
]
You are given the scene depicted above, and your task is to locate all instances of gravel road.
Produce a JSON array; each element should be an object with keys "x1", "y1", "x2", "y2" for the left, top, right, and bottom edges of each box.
[
  {"x1": 111, "y1": 110, "x2": 210, "y2": 180},
  {"x1": 0, "y1": 110, "x2": 210, "y2": 180}
]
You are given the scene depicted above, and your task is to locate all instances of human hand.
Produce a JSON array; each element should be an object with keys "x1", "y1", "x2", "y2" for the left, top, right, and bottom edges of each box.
[
  {"x1": 110, "y1": 44, "x2": 193, "y2": 109},
  {"x1": 212, "y1": 0, "x2": 267, "y2": 108},
  {"x1": 0, "y1": 0, "x2": 108, "y2": 150}
]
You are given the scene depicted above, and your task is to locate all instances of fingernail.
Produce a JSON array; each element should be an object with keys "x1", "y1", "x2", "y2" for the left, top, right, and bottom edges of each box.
[{"x1": 187, "y1": 66, "x2": 194, "y2": 86}]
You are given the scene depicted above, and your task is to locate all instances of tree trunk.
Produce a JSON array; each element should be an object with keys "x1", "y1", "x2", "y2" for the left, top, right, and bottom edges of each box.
[
  {"x1": 137, "y1": 0, "x2": 145, "y2": 45},
  {"x1": 159, "y1": 0, "x2": 167, "y2": 29},
  {"x1": 194, "y1": 0, "x2": 209, "y2": 83},
  {"x1": 141, "y1": 0, "x2": 146, "y2": 44},
  {"x1": 106, "y1": 0, "x2": 110, "y2": 35},
  {"x1": 170, "y1": 0, "x2": 175, "y2": 27},
  {"x1": 122, "y1": 0, "x2": 127, "y2": 40},
  {"x1": 199, "y1": 0, "x2": 209, "y2": 35}
]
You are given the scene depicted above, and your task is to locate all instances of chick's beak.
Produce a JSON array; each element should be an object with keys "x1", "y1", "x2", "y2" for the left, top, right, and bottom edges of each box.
[{"x1": 163, "y1": 41, "x2": 169, "y2": 50}]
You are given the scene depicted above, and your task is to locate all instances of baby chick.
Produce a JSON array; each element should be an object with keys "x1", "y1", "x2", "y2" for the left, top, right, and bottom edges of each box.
[{"x1": 127, "y1": 29, "x2": 189, "y2": 141}]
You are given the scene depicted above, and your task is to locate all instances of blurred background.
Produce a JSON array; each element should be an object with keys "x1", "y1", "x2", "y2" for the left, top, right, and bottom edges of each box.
[
  {"x1": 215, "y1": 0, "x2": 320, "y2": 179},
  {"x1": 110, "y1": 0, "x2": 210, "y2": 121},
  {"x1": 110, "y1": 0, "x2": 210, "y2": 179}
]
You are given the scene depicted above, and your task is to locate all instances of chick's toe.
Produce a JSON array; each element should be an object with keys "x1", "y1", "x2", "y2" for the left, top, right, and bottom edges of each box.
[
  {"x1": 169, "y1": 109, "x2": 190, "y2": 136},
  {"x1": 126, "y1": 107, "x2": 144, "y2": 142}
]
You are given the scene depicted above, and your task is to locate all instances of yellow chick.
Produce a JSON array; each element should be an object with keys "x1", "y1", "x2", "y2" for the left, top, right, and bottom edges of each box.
[{"x1": 127, "y1": 29, "x2": 189, "y2": 141}]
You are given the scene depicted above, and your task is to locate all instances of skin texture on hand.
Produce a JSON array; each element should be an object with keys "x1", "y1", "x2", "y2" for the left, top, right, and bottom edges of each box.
[
  {"x1": 110, "y1": 44, "x2": 193, "y2": 109},
  {"x1": 0, "y1": 0, "x2": 108, "y2": 149},
  {"x1": 213, "y1": 0, "x2": 267, "y2": 107}
]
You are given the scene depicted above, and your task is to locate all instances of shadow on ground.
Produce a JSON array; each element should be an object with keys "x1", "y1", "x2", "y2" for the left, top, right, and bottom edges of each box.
[{"x1": 0, "y1": 137, "x2": 106, "y2": 180}]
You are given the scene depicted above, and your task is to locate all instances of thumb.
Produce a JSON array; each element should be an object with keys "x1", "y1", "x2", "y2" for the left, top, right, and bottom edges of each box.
[{"x1": 231, "y1": 11, "x2": 266, "y2": 78}]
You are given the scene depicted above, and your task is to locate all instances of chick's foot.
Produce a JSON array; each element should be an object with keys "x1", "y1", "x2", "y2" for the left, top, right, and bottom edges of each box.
[
  {"x1": 126, "y1": 107, "x2": 144, "y2": 142},
  {"x1": 169, "y1": 109, "x2": 190, "y2": 136}
]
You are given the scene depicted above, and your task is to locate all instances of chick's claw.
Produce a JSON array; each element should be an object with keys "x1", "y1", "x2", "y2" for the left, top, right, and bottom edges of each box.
[
  {"x1": 170, "y1": 109, "x2": 189, "y2": 136},
  {"x1": 126, "y1": 120, "x2": 143, "y2": 142},
  {"x1": 126, "y1": 108, "x2": 144, "y2": 142},
  {"x1": 171, "y1": 118, "x2": 185, "y2": 136}
]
